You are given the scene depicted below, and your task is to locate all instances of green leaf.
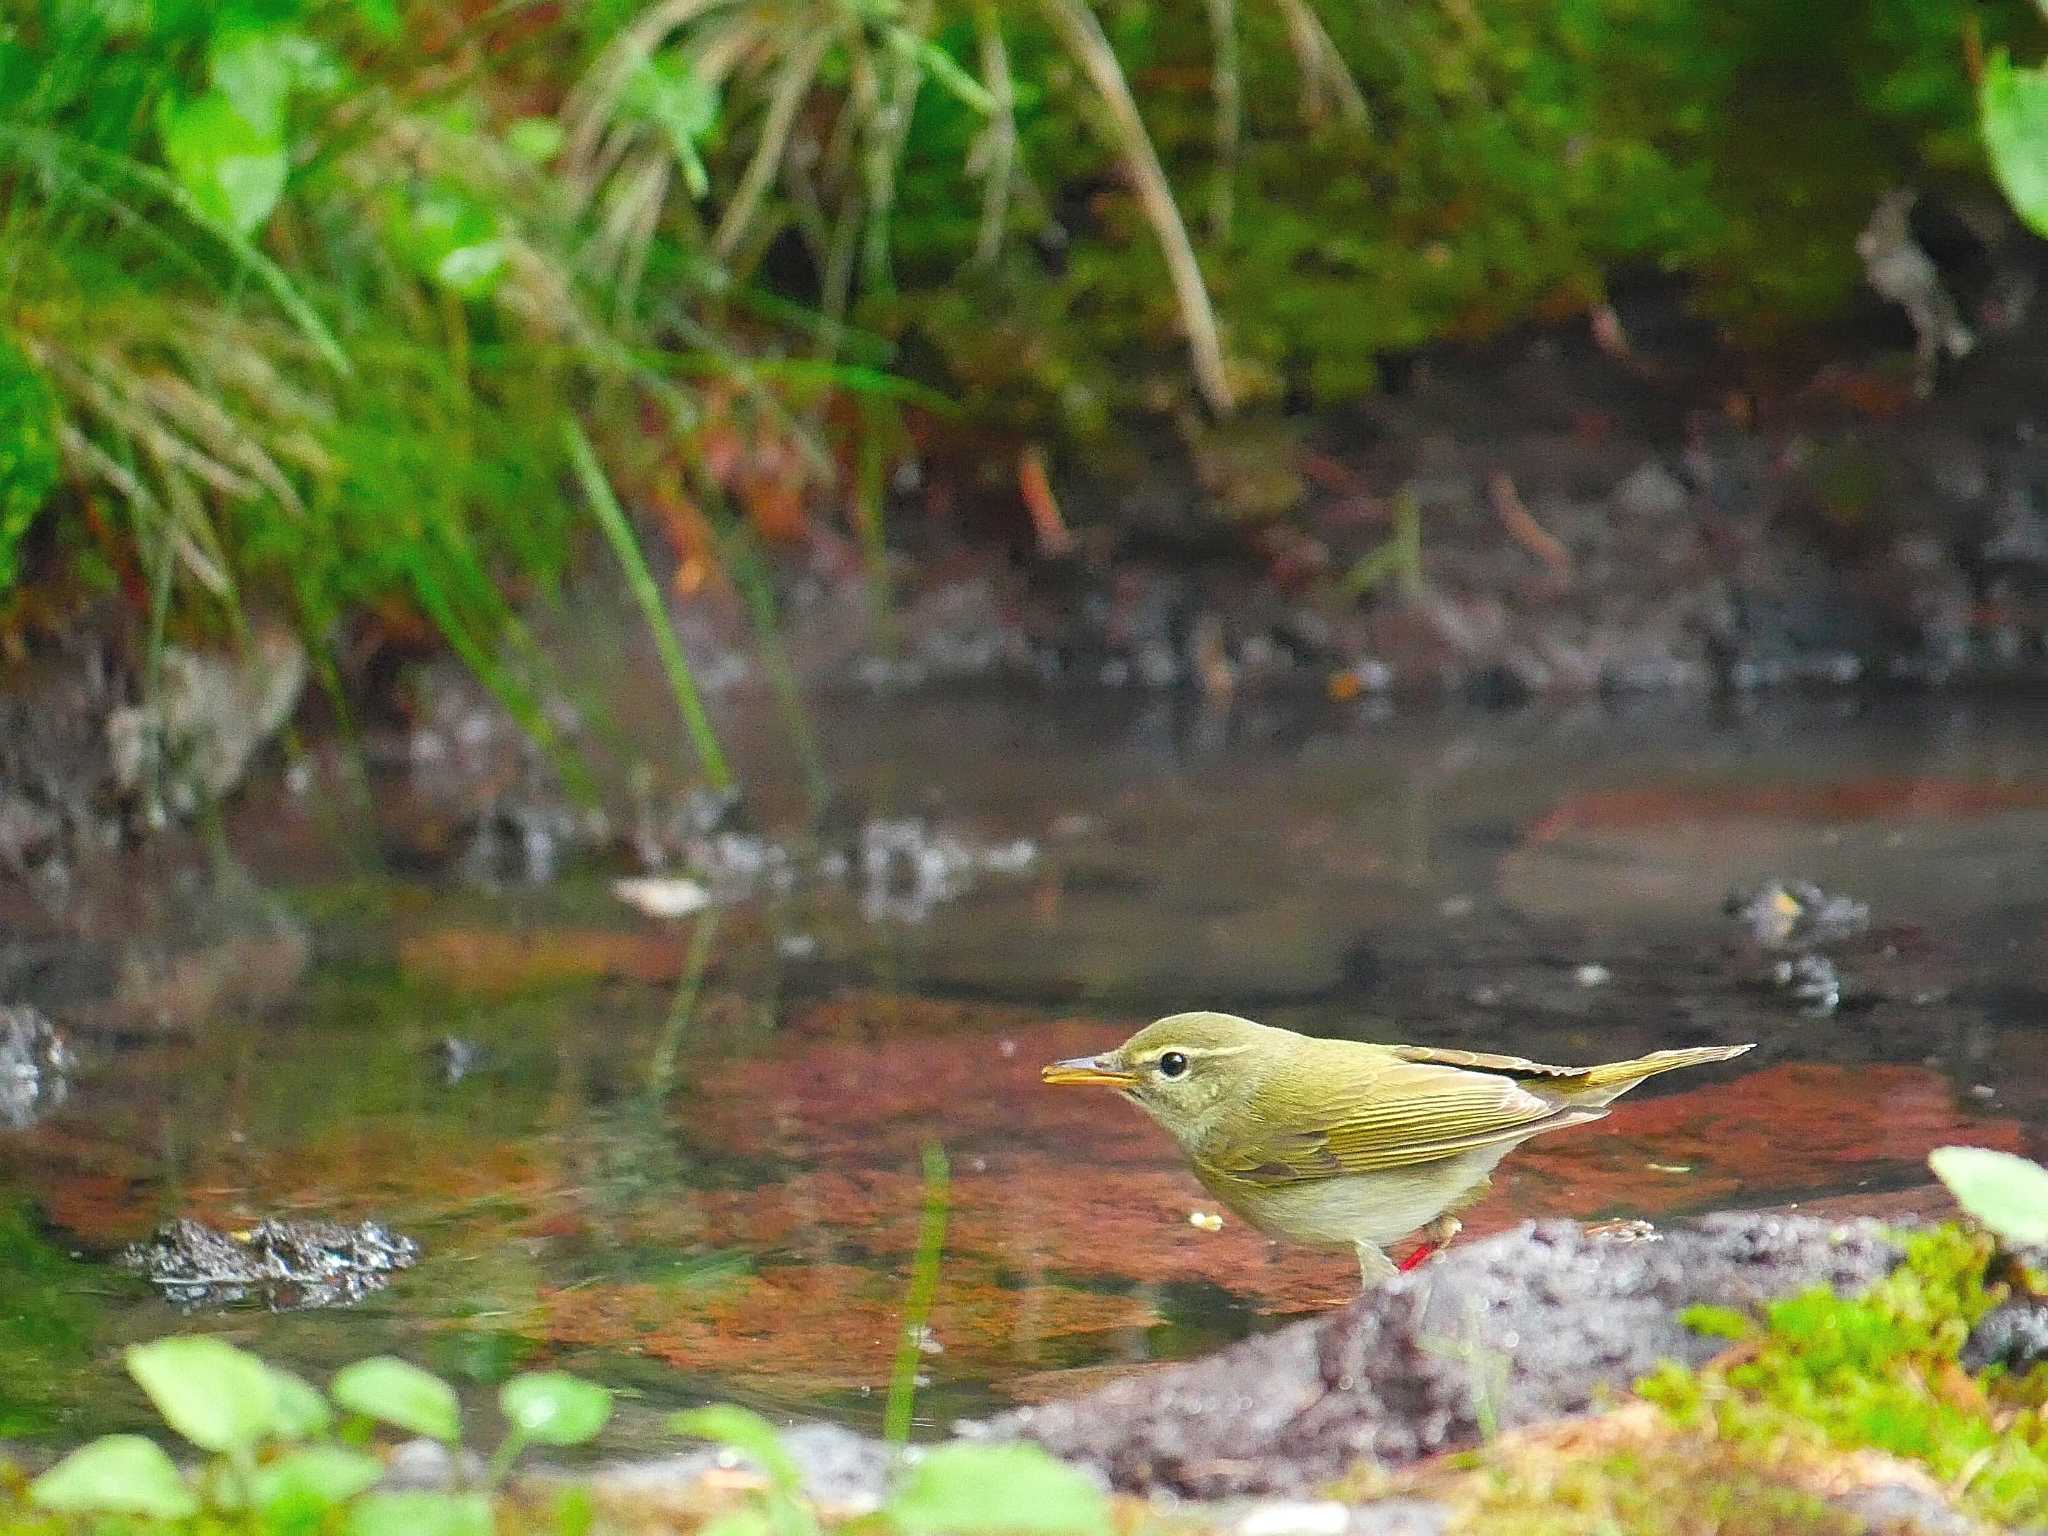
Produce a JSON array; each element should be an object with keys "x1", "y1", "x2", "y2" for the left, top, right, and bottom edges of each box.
[
  {"x1": 623, "y1": 52, "x2": 717, "y2": 198},
  {"x1": 390, "y1": 183, "x2": 509, "y2": 299},
  {"x1": 346, "y1": 1490, "x2": 493, "y2": 1536},
  {"x1": 158, "y1": 89, "x2": 287, "y2": 235},
  {"x1": 332, "y1": 1357, "x2": 462, "y2": 1443},
  {"x1": 353, "y1": 0, "x2": 402, "y2": 39},
  {"x1": 125, "y1": 1337, "x2": 279, "y2": 1451},
  {"x1": 1982, "y1": 51, "x2": 2048, "y2": 240},
  {"x1": 1929, "y1": 1146, "x2": 2048, "y2": 1247},
  {"x1": 500, "y1": 1372, "x2": 612, "y2": 1446},
  {"x1": 251, "y1": 1446, "x2": 385, "y2": 1513},
  {"x1": 28, "y1": 1435, "x2": 198, "y2": 1519},
  {"x1": 267, "y1": 1365, "x2": 334, "y2": 1439},
  {"x1": 669, "y1": 1404, "x2": 801, "y2": 1493},
  {"x1": 207, "y1": 24, "x2": 293, "y2": 134},
  {"x1": 505, "y1": 116, "x2": 565, "y2": 166},
  {"x1": 885, "y1": 1443, "x2": 1111, "y2": 1536}
]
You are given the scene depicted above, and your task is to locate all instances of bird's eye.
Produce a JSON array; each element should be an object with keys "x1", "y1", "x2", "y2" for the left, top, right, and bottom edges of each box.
[{"x1": 1157, "y1": 1051, "x2": 1189, "y2": 1079}]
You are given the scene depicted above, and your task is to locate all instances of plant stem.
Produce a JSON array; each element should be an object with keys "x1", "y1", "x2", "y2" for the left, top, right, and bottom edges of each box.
[
  {"x1": 566, "y1": 421, "x2": 735, "y2": 795},
  {"x1": 1037, "y1": 0, "x2": 1233, "y2": 415},
  {"x1": 884, "y1": 1142, "x2": 950, "y2": 1445}
]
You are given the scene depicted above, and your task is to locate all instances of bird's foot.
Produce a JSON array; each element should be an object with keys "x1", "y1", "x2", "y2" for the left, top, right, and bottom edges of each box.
[
  {"x1": 1396, "y1": 1242, "x2": 1438, "y2": 1274},
  {"x1": 1397, "y1": 1214, "x2": 1464, "y2": 1273}
]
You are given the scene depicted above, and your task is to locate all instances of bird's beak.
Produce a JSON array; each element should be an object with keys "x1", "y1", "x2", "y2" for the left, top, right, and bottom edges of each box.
[{"x1": 1041, "y1": 1054, "x2": 1140, "y2": 1089}]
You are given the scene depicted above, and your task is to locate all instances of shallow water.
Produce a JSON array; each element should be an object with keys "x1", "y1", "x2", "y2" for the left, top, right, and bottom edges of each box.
[{"x1": 1, "y1": 689, "x2": 2043, "y2": 1452}]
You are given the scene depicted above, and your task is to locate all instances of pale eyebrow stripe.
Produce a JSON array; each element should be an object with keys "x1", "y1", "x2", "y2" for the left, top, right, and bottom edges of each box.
[{"x1": 1132, "y1": 1043, "x2": 1257, "y2": 1063}]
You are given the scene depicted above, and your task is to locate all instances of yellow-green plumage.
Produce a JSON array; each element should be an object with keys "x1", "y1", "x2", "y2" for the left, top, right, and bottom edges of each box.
[{"x1": 1042, "y1": 1011, "x2": 1753, "y2": 1283}]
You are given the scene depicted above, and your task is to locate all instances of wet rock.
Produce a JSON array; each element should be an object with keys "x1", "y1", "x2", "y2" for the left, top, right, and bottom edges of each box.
[
  {"x1": 628, "y1": 781, "x2": 743, "y2": 872},
  {"x1": 1960, "y1": 1300, "x2": 2048, "y2": 1375},
  {"x1": 1857, "y1": 189, "x2": 1975, "y2": 394},
  {"x1": 456, "y1": 795, "x2": 610, "y2": 890},
  {"x1": 120, "y1": 1216, "x2": 420, "y2": 1310},
  {"x1": 1725, "y1": 879, "x2": 1871, "y2": 950},
  {"x1": 0, "y1": 1004, "x2": 72, "y2": 1129},
  {"x1": 604, "y1": 1422, "x2": 897, "y2": 1513},
  {"x1": 1232, "y1": 1501, "x2": 1448, "y2": 1536},
  {"x1": 435, "y1": 1035, "x2": 484, "y2": 1086},
  {"x1": 1772, "y1": 952, "x2": 1844, "y2": 1016},
  {"x1": 380, "y1": 1438, "x2": 488, "y2": 1491},
  {"x1": 1610, "y1": 460, "x2": 1690, "y2": 522},
  {"x1": 973, "y1": 1213, "x2": 1901, "y2": 1497},
  {"x1": 858, "y1": 819, "x2": 1037, "y2": 924},
  {"x1": 1831, "y1": 1479, "x2": 1979, "y2": 1536},
  {"x1": 106, "y1": 631, "x2": 307, "y2": 826}
]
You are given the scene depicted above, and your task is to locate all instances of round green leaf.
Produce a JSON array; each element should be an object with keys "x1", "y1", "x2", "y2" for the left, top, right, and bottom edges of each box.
[
  {"x1": 158, "y1": 89, "x2": 287, "y2": 236},
  {"x1": 207, "y1": 24, "x2": 293, "y2": 134},
  {"x1": 252, "y1": 1446, "x2": 385, "y2": 1514},
  {"x1": 505, "y1": 117, "x2": 565, "y2": 166},
  {"x1": 29, "y1": 1435, "x2": 198, "y2": 1519},
  {"x1": 500, "y1": 1372, "x2": 611, "y2": 1446},
  {"x1": 332, "y1": 1357, "x2": 462, "y2": 1443},
  {"x1": 346, "y1": 1490, "x2": 493, "y2": 1536},
  {"x1": 126, "y1": 1336, "x2": 279, "y2": 1451},
  {"x1": 1929, "y1": 1146, "x2": 2048, "y2": 1247},
  {"x1": 1982, "y1": 52, "x2": 2048, "y2": 241},
  {"x1": 390, "y1": 184, "x2": 508, "y2": 300},
  {"x1": 267, "y1": 1364, "x2": 334, "y2": 1439}
]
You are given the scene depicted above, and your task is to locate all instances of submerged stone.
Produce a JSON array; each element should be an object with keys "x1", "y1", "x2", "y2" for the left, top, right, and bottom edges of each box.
[
  {"x1": 0, "y1": 1004, "x2": 72, "y2": 1129},
  {"x1": 119, "y1": 1216, "x2": 420, "y2": 1311}
]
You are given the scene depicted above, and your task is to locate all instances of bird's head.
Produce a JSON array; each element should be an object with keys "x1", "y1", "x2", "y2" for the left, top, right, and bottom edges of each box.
[{"x1": 1041, "y1": 1011, "x2": 1275, "y2": 1140}]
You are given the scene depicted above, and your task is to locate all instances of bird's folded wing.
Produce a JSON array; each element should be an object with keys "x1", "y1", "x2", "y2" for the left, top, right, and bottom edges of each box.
[
  {"x1": 1389, "y1": 1043, "x2": 1588, "y2": 1079},
  {"x1": 1201, "y1": 1058, "x2": 1578, "y2": 1184}
]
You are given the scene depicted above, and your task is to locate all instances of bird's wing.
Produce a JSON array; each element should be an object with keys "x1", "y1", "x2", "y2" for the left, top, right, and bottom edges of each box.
[
  {"x1": 1388, "y1": 1043, "x2": 1589, "y2": 1080},
  {"x1": 1200, "y1": 1055, "x2": 1590, "y2": 1185}
]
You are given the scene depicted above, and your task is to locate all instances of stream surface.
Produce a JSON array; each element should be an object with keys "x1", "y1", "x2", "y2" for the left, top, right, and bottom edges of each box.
[{"x1": 1, "y1": 689, "x2": 2043, "y2": 1454}]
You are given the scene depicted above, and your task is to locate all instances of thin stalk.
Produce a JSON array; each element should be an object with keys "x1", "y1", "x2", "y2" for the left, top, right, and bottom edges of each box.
[
  {"x1": 970, "y1": 0, "x2": 1018, "y2": 265},
  {"x1": 1204, "y1": 0, "x2": 1239, "y2": 242},
  {"x1": 1036, "y1": 0, "x2": 1234, "y2": 414},
  {"x1": 720, "y1": 526, "x2": 829, "y2": 814},
  {"x1": 566, "y1": 421, "x2": 735, "y2": 795},
  {"x1": 1273, "y1": 0, "x2": 1369, "y2": 127},
  {"x1": 648, "y1": 906, "x2": 724, "y2": 1096},
  {"x1": 856, "y1": 403, "x2": 896, "y2": 655},
  {"x1": 713, "y1": 33, "x2": 831, "y2": 263},
  {"x1": 884, "y1": 1143, "x2": 950, "y2": 1445}
]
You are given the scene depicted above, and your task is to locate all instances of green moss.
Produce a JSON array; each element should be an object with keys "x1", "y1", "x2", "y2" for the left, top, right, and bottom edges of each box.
[
  {"x1": 1445, "y1": 1444, "x2": 1862, "y2": 1536},
  {"x1": 1641, "y1": 1227, "x2": 2048, "y2": 1527}
]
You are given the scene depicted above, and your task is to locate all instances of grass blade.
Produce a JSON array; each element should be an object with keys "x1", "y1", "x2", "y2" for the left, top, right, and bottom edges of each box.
[
  {"x1": 885, "y1": 1142, "x2": 950, "y2": 1445},
  {"x1": 565, "y1": 421, "x2": 734, "y2": 794}
]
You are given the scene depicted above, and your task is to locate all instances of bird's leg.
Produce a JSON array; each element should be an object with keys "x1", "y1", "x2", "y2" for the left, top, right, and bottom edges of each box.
[
  {"x1": 1355, "y1": 1241, "x2": 1397, "y2": 1286},
  {"x1": 1396, "y1": 1214, "x2": 1464, "y2": 1274}
]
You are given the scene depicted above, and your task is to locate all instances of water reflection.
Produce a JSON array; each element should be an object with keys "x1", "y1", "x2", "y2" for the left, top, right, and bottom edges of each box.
[{"x1": 0, "y1": 691, "x2": 2042, "y2": 1447}]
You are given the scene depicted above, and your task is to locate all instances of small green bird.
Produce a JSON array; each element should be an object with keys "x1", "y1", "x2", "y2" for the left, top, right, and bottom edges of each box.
[{"x1": 1043, "y1": 1011, "x2": 1753, "y2": 1283}]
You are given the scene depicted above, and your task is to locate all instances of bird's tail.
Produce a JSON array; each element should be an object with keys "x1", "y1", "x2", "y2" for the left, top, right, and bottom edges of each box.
[{"x1": 1563, "y1": 1042, "x2": 1754, "y2": 1105}]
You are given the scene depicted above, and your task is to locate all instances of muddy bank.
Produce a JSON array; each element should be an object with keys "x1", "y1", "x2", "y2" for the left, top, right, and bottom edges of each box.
[{"x1": 13, "y1": 289, "x2": 2048, "y2": 871}]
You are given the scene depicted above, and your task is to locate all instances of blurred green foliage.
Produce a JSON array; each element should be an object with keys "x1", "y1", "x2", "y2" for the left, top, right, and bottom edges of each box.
[
  {"x1": 891, "y1": 0, "x2": 2040, "y2": 436},
  {"x1": 0, "y1": 0, "x2": 2041, "y2": 680}
]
